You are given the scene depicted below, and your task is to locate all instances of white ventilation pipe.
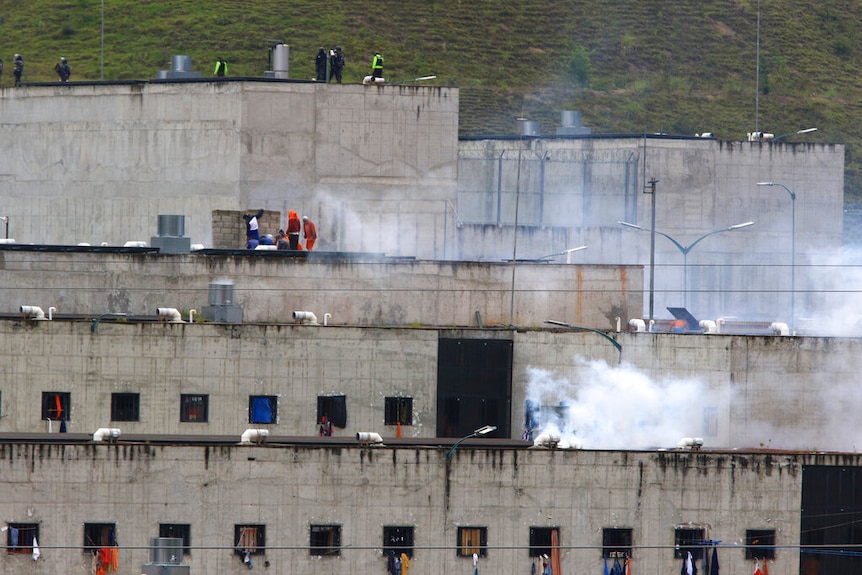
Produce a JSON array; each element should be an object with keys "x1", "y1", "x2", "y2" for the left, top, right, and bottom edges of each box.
[
  {"x1": 123, "y1": 240, "x2": 148, "y2": 248},
  {"x1": 676, "y1": 437, "x2": 704, "y2": 449},
  {"x1": 628, "y1": 318, "x2": 646, "y2": 332},
  {"x1": 771, "y1": 322, "x2": 790, "y2": 336},
  {"x1": 356, "y1": 432, "x2": 383, "y2": 444},
  {"x1": 293, "y1": 311, "x2": 319, "y2": 325},
  {"x1": 0, "y1": 238, "x2": 16, "y2": 244},
  {"x1": 48, "y1": 307, "x2": 56, "y2": 320},
  {"x1": 533, "y1": 431, "x2": 561, "y2": 448},
  {"x1": 240, "y1": 429, "x2": 270, "y2": 444},
  {"x1": 93, "y1": 428, "x2": 121, "y2": 442},
  {"x1": 323, "y1": 313, "x2": 332, "y2": 326},
  {"x1": 20, "y1": 305, "x2": 45, "y2": 320},
  {"x1": 699, "y1": 320, "x2": 717, "y2": 334},
  {"x1": 188, "y1": 309, "x2": 197, "y2": 323},
  {"x1": 615, "y1": 317, "x2": 621, "y2": 333},
  {"x1": 190, "y1": 243, "x2": 205, "y2": 251},
  {"x1": 157, "y1": 308, "x2": 183, "y2": 323}
]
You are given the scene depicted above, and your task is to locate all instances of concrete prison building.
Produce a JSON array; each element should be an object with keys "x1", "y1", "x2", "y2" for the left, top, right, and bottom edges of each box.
[{"x1": 0, "y1": 76, "x2": 855, "y2": 575}]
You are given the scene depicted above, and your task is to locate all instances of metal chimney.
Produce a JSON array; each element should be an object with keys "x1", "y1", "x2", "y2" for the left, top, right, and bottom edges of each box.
[{"x1": 202, "y1": 280, "x2": 243, "y2": 323}]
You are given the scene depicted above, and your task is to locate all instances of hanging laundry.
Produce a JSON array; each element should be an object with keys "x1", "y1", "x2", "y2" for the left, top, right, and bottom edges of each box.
[
  {"x1": 625, "y1": 557, "x2": 631, "y2": 575},
  {"x1": 681, "y1": 551, "x2": 698, "y2": 575},
  {"x1": 710, "y1": 547, "x2": 719, "y2": 575},
  {"x1": 10, "y1": 527, "x2": 18, "y2": 549},
  {"x1": 401, "y1": 552, "x2": 410, "y2": 575},
  {"x1": 109, "y1": 546, "x2": 119, "y2": 572},
  {"x1": 612, "y1": 557, "x2": 623, "y2": 575},
  {"x1": 31, "y1": 536, "x2": 39, "y2": 561},
  {"x1": 752, "y1": 559, "x2": 763, "y2": 575}
]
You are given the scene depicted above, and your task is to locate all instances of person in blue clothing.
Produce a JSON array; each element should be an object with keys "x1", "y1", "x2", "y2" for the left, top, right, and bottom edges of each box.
[{"x1": 242, "y1": 209, "x2": 264, "y2": 241}]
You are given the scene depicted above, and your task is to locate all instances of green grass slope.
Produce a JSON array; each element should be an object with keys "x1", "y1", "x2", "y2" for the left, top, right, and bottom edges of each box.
[{"x1": 1, "y1": 0, "x2": 861, "y2": 200}]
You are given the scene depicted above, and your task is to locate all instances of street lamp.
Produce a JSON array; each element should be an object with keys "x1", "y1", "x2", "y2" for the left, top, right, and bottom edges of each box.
[
  {"x1": 773, "y1": 127, "x2": 817, "y2": 142},
  {"x1": 619, "y1": 220, "x2": 755, "y2": 309},
  {"x1": 446, "y1": 425, "x2": 497, "y2": 461},
  {"x1": 544, "y1": 319, "x2": 622, "y2": 362},
  {"x1": 757, "y1": 181, "x2": 796, "y2": 328},
  {"x1": 535, "y1": 245, "x2": 588, "y2": 263}
]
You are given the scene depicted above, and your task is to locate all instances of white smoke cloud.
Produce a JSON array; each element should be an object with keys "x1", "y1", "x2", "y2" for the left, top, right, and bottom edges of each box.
[
  {"x1": 799, "y1": 247, "x2": 862, "y2": 337},
  {"x1": 525, "y1": 359, "x2": 710, "y2": 450}
]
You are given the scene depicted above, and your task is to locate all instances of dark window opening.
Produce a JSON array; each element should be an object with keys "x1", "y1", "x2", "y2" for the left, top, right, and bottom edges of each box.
[
  {"x1": 310, "y1": 525, "x2": 341, "y2": 556},
  {"x1": 674, "y1": 527, "x2": 705, "y2": 559},
  {"x1": 603, "y1": 527, "x2": 633, "y2": 558},
  {"x1": 529, "y1": 527, "x2": 560, "y2": 557},
  {"x1": 41, "y1": 391, "x2": 71, "y2": 421},
  {"x1": 317, "y1": 395, "x2": 347, "y2": 432},
  {"x1": 180, "y1": 394, "x2": 209, "y2": 423},
  {"x1": 383, "y1": 526, "x2": 414, "y2": 558},
  {"x1": 745, "y1": 529, "x2": 776, "y2": 560},
  {"x1": 83, "y1": 523, "x2": 116, "y2": 553},
  {"x1": 6, "y1": 522, "x2": 39, "y2": 554},
  {"x1": 159, "y1": 524, "x2": 191, "y2": 556},
  {"x1": 234, "y1": 524, "x2": 265, "y2": 556},
  {"x1": 457, "y1": 526, "x2": 487, "y2": 557},
  {"x1": 111, "y1": 393, "x2": 140, "y2": 422},
  {"x1": 249, "y1": 396, "x2": 277, "y2": 424},
  {"x1": 385, "y1": 397, "x2": 413, "y2": 426}
]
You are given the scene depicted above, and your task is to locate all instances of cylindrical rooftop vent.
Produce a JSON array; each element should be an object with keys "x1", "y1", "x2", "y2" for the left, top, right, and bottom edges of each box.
[
  {"x1": 171, "y1": 55, "x2": 192, "y2": 72},
  {"x1": 149, "y1": 537, "x2": 183, "y2": 564},
  {"x1": 560, "y1": 110, "x2": 581, "y2": 127},
  {"x1": 209, "y1": 280, "x2": 235, "y2": 307},
  {"x1": 157, "y1": 215, "x2": 185, "y2": 237},
  {"x1": 519, "y1": 120, "x2": 540, "y2": 136},
  {"x1": 273, "y1": 44, "x2": 289, "y2": 78}
]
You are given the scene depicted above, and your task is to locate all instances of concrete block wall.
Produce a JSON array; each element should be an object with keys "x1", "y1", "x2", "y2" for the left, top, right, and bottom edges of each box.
[
  {"x1": 1, "y1": 319, "x2": 862, "y2": 453},
  {"x1": 0, "y1": 81, "x2": 459, "y2": 258},
  {"x1": 0, "y1": 251, "x2": 643, "y2": 329},
  {"x1": 0, "y1": 442, "x2": 814, "y2": 575}
]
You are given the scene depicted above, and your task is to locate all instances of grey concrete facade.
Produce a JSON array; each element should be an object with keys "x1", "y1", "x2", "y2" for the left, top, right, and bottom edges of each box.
[
  {"x1": 0, "y1": 81, "x2": 459, "y2": 256},
  {"x1": 458, "y1": 137, "x2": 846, "y2": 322},
  {"x1": 2, "y1": 320, "x2": 862, "y2": 453},
  {"x1": 0, "y1": 250, "x2": 642, "y2": 329},
  {"x1": 0, "y1": 440, "x2": 818, "y2": 575},
  {"x1": 0, "y1": 83, "x2": 846, "y2": 325}
]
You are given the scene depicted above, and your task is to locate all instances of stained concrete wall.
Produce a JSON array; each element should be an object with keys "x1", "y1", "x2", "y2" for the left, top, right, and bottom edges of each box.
[
  {"x1": 458, "y1": 137, "x2": 845, "y2": 321},
  {"x1": 2, "y1": 320, "x2": 862, "y2": 453},
  {"x1": 0, "y1": 81, "x2": 459, "y2": 257},
  {"x1": 0, "y1": 442, "x2": 815, "y2": 575},
  {"x1": 0, "y1": 250, "x2": 642, "y2": 329}
]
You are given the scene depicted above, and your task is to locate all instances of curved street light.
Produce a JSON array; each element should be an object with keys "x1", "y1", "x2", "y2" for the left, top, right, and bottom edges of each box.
[
  {"x1": 446, "y1": 425, "x2": 497, "y2": 461},
  {"x1": 757, "y1": 181, "x2": 796, "y2": 328},
  {"x1": 773, "y1": 127, "x2": 817, "y2": 142},
  {"x1": 619, "y1": 220, "x2": 755, "y2": 309},
  {"x1": 535, "y1": 245, "x2": 588, "y2": 263}
]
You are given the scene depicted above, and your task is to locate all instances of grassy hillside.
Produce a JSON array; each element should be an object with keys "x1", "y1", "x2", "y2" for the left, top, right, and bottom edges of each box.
[{"x1": 2, "y1": 0, "x2": 861, "y2": 200}]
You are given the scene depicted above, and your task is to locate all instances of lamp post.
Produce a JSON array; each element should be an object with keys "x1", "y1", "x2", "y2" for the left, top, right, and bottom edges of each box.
[
  {"x1": 773, "y1": 128, "x2": 817, "y2": 142},
  {"x1": 535, "y1": 245, "x2": 588, "y2": 263},
  {"x1": 757, "y1": 181, "x2": 796, "y2": 328},
  {"x1": 544, "y1": 319, "x2": 622, "y2": 362},
  {"x1": 446, "y1": 425, "x2": 497, "y2": 461},
  {"x1": 619, "y1": 220, "x2": 755, "y2": 309}
]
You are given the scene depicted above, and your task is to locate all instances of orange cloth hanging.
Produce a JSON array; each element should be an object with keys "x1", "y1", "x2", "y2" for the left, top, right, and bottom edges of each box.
[
  {"x1": 550, "y1": 529, "x2": 562, "y2": 575},
  {"x1": 110, "y1": 546, "x2": 119, "y2": 572}
]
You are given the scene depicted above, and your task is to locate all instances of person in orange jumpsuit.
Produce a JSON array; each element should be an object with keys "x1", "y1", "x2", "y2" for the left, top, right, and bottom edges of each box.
[
  {"x1": 286, "y1": 210, "x2": 301, "y2": 250},
  {"x1": 303, "y1": 216, "x2": 317, "y2": 251}
]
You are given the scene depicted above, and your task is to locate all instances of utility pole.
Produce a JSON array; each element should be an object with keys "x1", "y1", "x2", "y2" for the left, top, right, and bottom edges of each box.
[{"x1": 645, "y1": 178, "x2": 658, "y2": 324}]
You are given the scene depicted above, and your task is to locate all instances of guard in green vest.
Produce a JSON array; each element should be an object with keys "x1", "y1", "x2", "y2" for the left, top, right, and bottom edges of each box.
[
  {"x1": 371, "y1": 52, "x2": 384, "y2": 79},
  {"x1": 214, "y1": 57, "x2": 227, "y2": 77}
]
